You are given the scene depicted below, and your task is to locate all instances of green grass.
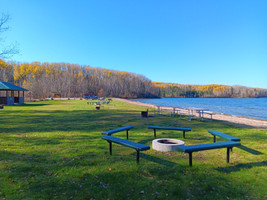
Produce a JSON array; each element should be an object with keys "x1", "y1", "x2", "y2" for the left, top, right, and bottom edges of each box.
[{"x1": 0, "y1": 99, "x2": 266, "y2": 200}]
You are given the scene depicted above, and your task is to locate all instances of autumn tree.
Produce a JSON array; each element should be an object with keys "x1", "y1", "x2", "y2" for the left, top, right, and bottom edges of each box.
[{"x1": 1, "y1": 60, "x2": 267, "y2": 99}]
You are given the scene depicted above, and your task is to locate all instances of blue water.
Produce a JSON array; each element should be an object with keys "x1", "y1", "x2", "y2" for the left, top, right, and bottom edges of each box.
[{"x1": 131, "y1": 98, "x2": 267, "y2": 120}]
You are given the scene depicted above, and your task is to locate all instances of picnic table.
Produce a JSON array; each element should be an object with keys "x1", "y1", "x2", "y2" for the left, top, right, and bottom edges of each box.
[
  {"x1": 187, "y1": 107, "x2": 208, "y2": 121},
  {"x1": 154, "y1": 106, "x2": 179, "y2": 117}
]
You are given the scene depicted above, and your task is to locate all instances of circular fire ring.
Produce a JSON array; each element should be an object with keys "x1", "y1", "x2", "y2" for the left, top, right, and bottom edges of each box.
[{"x1": 152, "y1": 138, "x2": 185, "y2": 152}]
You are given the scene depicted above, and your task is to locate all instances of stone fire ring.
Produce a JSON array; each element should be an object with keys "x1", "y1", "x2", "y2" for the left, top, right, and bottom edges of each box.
[{"x1": 152, "y1": 138, "x2": 185, "y2": 152}]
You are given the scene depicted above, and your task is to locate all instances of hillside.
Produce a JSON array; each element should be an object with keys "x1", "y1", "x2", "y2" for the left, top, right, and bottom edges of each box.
[{"x1": 1, "y1": 59, "x2": 267, "y2": 98}]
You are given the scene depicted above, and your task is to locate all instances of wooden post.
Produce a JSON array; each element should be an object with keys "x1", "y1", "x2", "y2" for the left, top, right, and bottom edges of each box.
[
  {"x1": 213, "y1": 135, "x2": 216, "y2": 143},
  {"x1": 6, "y1": 90, "x2": 8, "y2": 105}
]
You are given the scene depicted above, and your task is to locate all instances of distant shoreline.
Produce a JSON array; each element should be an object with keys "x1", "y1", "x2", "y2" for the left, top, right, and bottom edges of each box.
[{"x1": 115, "y1": 98, "x2": 267, "y2": 129}]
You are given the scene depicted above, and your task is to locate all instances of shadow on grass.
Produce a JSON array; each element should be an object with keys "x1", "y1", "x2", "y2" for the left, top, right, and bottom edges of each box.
[
  {"x1": 0, "y1": 149, "x2": 99, "y2": 199},
  {"x1": 216, "y1": 161, "x2": 267, "y2": 173},
  {"x1": 137, "y1": 153, "x2": 177, "y2": 167},
  {"x1": 237, "y1": 145, "x2": 264, "y2": 155},
  {"x1": 19, "y1": 103, "x2": 48, "y2": 107},
  {"x1": 0, "y1": 109, "x2": 140, "y2": 134},
  {"x1": 1, "y1": 135, "x2": 100, "y2": 146},
  {"x1": 137, "y1": 138, "x2": 153, "y2": 144}
]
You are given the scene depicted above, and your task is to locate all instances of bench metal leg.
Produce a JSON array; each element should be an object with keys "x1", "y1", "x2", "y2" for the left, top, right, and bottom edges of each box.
[
  {"x1": 154, "y1": 129, "x2": 156, "y2": 138},
  {"x1": 136, "y1": 151, "x2": 140, "y2": 163},
  {"x1": 126, "y1": 130, "x2": 129, "y2": 140},
  {"x1": 213, "y1": 135, "x2": 216, "y2": 143},
  {"x1": 183, "y1": 131, "x2": 185, "y2": 139},
  {"x1": 189, "y1": 152, "x2": 192, "y2": 166},
  {"x1": 227, "y1": 147, "x2": 230, "y2": 163},
  {"x1": 109, "y1": 142, "x2": 112, "y2": 155}
]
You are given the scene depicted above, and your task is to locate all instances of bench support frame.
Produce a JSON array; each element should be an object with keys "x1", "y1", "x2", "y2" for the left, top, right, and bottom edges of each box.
[
  {"x1": 227, "y1": 147, "x2": 230, "y2": 163},
  {"x1": 106, "y1": 141, "x2": 142, "y2": 163},
  {"x1": 189, "y1": 152, "x2": 192, "y2": 166},
  {"x1": 136, "y1": 150, "x2": 140, "y2": 163},
  {"x1": 153, "y1": 129, "x2": 156, "y2": 138},
  {"x1": 109, "y1": 142, "x2": 112, "y2": 155},
  {"x1": 151, "y1": 128, "x2": 188, "y2": 139},
  {"x1": 187, "y1": 147, "x2": 234, "y2": 166}
]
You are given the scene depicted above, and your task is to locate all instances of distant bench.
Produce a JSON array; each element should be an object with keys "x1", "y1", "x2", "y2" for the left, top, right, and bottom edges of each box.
[
  {"x1": 177, "y1": 141, "x2": 241, "y2": 166},
  {"x1": 200, "y1": 111, "x2": 214, "y2": 121},
  {"x1": 102, "y1": 126, "x2": 134, "y2": 140},
  {"x1": 87, "y1": 101, "x2": 100, "y2": 105},
  {"x1": 102, "y1": 136, "x2": 150, "y2": 163},
  {"x1": 148, "y1": 126, "x2": 191, "y2": 138},
  {"x1": 208, "y1": 130, "x2": 241, "y2": 143}
]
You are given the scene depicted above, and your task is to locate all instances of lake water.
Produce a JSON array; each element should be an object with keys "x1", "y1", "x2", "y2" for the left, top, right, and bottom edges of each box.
[{"x1": 131, "y1": 98, "x2": 267, "y2": 120}]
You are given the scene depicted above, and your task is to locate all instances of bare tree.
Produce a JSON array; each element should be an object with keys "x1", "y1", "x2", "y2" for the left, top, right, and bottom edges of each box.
[{"x1": 0, "y1": 13, "x2": 19, "y2": 59}]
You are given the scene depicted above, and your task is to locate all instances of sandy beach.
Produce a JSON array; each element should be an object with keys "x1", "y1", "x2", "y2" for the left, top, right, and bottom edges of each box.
[{"x1": 115, "y1": 98, "x2": 267, "y2": 129}]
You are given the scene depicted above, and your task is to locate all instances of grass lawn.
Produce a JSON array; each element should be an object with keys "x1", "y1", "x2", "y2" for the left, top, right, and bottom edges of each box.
[{"x1": 0, "y1": 99, "x2": 266, "y2": 200}]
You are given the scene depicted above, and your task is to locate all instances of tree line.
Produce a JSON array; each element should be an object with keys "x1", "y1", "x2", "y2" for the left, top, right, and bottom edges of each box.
[
  {"x1": 0, "y1": 59, "x2": 267, "y2": 99},
  {"x1": 153, "y1": 82, "x2": 267, "y2": 98},
  {"x1": 0, "y1": 59, "x2": 156, "y2": 98}
]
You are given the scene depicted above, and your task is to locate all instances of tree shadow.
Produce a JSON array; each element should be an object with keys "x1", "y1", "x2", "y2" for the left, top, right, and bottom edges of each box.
[
  {"x1": 216, "y1": 161, "x2": 267, "y2": 173},
  {"x1": 19, "y1": 103, "x2": 48, "y2": 107},
  {"x1": 0, "y1": 109, "x2": 140, "y2": 134}
]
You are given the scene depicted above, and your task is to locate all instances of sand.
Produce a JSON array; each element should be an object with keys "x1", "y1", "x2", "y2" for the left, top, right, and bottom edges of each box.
[{"x1": 115, "y1": 98, "x2": 267, "y2": 129}]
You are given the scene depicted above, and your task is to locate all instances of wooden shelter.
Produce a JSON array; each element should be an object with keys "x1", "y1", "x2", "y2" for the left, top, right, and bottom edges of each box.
[{"x1": 0, "y1": 81, "x2": 28, "y2": 105}]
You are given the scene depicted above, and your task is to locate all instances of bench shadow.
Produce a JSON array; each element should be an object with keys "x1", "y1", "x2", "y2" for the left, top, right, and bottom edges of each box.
[
  {"x1": 137, "y1": 138, "x2": 153, "y2": 144},
  {"x1": 216, "y1": 161, "x2": 267, "y2": 173},
  {"x1": 237, "y1": 145, "x2": 264, "y2": 155},
  {"x1": 137, "y1": 153, "x2": 177, "y2": 167}
]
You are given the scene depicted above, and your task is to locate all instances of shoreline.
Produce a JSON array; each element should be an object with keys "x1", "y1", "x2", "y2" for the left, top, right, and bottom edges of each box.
[{"x1": 115, "y1": 98, "x2": 267, "y2": 129}]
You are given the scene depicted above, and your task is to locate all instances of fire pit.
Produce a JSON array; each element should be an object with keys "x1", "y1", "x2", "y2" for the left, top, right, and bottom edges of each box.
[{"x1": 152, "y1": 138, "x2": 185, "y2": 152}]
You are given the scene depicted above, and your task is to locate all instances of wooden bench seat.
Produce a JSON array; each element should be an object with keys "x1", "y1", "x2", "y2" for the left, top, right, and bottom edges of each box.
[
  {"x1": 102, "y1": 126, "x2": 134, "y2": 140},
  {"x1": 102, "y1": 136, "x2": 150, "y2": 163},
  {"x1": 208, "y1": 130, "x2": 241, "y2": 142},
  {"x1": 177, "y1": 141, "x2": 241, "y2": 166},
  {"x1": 148, "y1": 126, "x2": 191, "y2": 138}
]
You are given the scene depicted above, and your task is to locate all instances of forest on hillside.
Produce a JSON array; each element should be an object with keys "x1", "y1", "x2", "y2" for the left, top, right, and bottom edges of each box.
[
  {"x1": 1, "y1": 59, "x2": 267, "y2": 99},
  {"x1": 153, "y1": 82, "x2": 267, "y2": 98}
]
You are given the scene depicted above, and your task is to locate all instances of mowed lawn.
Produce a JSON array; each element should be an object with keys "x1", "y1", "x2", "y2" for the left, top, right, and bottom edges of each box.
[{"x1": 0, "y1": 99, "x2": 266, "y2": 200}]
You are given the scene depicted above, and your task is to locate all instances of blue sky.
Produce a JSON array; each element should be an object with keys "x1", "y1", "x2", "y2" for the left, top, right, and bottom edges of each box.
[{"x1": 1, "y1": 0, "x2": 267, "y2": 89}]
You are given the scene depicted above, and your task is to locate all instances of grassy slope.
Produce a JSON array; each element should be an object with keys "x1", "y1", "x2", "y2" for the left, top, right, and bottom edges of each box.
[{"x1": 0, "y1": 99, "x2": 266, "y2": 200}]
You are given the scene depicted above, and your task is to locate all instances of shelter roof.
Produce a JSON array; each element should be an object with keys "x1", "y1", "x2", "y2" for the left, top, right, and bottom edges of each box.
[{"x1": 0, "y1": 81, "x2": 28, "y2": 91}]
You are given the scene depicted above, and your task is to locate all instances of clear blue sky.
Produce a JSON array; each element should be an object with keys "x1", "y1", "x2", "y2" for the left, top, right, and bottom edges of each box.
[{"x1": 1, "y1": 0, "x2": 267, "y2": 89}]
